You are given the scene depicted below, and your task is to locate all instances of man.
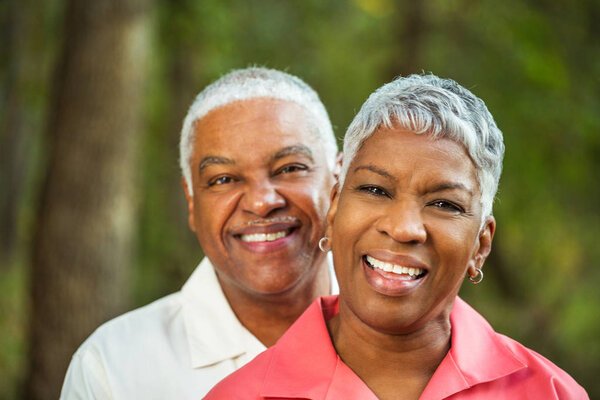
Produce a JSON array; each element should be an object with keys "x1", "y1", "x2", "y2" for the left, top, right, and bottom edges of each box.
[{"x1": 60, "y1": 67, "x2": 341, "y2": 398}]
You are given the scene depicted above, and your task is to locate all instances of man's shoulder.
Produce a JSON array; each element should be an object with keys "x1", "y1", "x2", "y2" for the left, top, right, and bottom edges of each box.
[
  {"x1": 78, "y1": 291, "x2": 183, "y2": 359},
  {"x1": 61, "y1": 291, "x2": 189, "y2": 399}
]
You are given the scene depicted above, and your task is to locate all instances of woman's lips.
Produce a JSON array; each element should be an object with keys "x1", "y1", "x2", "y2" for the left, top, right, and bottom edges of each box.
[
  {"x1": 364, "y1": 255, "x2": 426, "y2": 278},
  {"x1": 362, "y1": 254, "x2": 428, "y2": 296}
]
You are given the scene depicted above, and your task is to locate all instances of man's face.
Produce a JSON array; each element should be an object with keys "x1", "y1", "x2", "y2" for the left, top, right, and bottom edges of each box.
[{"x1": 184, "y1": 98, "x2": 336, "y2": 299}]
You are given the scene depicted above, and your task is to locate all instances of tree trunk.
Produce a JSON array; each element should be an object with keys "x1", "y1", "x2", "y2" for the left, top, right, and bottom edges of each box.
[
  {"x1": 386, "y1": 0, "x2": 427, "y2": 80},
  {"x1": 0, "y1": 0, "x2": 29, "y2": 267},
  {"x1": 25, "y1": 0, "x2": 152, "y2": 398}
]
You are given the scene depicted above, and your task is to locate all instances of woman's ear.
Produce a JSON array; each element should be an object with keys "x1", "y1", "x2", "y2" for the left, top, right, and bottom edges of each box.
[
  {"x1": 467, "y1": 215, "x2": 496, "y2": 277},
  {"x1": 325, "y1": 183, "x2": 340, "y2": 240}
]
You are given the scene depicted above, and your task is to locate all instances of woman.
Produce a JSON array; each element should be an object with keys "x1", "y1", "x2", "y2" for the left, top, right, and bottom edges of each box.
[{"x1": 204, "y1": 74, "x2": 588, "y2": 399}]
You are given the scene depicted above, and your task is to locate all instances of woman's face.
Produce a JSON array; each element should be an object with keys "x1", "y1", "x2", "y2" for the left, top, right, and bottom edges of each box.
[{"x1": 327, "y1": 127, "x2": 495, "y2": 334}]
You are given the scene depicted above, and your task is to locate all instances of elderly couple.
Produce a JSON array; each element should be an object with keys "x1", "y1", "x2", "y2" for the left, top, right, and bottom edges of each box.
[{"x1": 61, "y1": 69, "x2": 587, "y2": 399}]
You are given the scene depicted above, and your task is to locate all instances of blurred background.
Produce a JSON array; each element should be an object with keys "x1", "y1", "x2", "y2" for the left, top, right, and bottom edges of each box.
[{"x1": 1, "y1": 0, "x2": 599, "y2": 398}]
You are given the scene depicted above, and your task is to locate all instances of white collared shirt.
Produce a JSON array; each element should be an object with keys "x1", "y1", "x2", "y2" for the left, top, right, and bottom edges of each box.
[{"x1": 60, "y1": 256, "x2": 338, "y2": 399}]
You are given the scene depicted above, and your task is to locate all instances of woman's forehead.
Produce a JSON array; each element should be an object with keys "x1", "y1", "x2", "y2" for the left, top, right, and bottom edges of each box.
[{"x1": 347, "y1": 129, "x2": 479, "y2": 189}]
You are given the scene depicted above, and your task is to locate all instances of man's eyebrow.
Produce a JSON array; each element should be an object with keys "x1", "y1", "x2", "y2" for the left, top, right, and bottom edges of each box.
[
  {"x1": 198, "y1": 156, "x2": 235, "y2": 172},
  {"x1": 271, "y1": 145, "x2": 314, "y2": 163},
  {"x1": 353, "y1": 165, "x2": 396, "y2": 181}
]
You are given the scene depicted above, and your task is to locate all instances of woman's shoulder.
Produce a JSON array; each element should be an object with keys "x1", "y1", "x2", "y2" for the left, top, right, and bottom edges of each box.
[
  {"x1": 454, "y1": 298, "x2": 588, "y2": 398},
  {"x1": 494, "y1": 332, "x2": 588, "y2": 398}
]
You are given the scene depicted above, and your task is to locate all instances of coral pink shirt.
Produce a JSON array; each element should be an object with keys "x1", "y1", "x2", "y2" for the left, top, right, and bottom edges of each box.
[{"x1": 204, "y1": 296, "x2": 588, "y2": 399}]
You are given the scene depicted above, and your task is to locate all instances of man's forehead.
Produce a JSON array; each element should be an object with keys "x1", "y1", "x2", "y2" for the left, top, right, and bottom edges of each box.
[{"x1": 195, "y1": 97, "x2": 316, "y2": 130}]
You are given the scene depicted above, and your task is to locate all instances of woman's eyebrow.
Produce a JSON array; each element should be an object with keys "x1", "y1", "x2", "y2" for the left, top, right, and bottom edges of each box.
[
  {"x1": 353, "y1": 165, "x2": 396, "y2": 181},
  {"x1": 428, "y1": 182, "x2": 473, "y2": 196},
  {"x1": 271, "y1": 144, "x2": 314, "y2": 163}
]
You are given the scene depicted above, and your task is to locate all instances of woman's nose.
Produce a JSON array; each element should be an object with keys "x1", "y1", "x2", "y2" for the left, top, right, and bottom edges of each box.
[
  {"x1": 240, "y1": 180, "x2": 286, "y2": 217},
  {"x1": 375, "y1": 202, "x2": 427, "y2": 244}
]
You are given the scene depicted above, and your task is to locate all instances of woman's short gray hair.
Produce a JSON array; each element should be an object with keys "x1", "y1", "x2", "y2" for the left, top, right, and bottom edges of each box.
[
  {"x1": 340, "y1": 74, "x2": 505, "y2": 217},
  {"x1": 180, "y1": 67, "x2": 338, "y2": 195}
]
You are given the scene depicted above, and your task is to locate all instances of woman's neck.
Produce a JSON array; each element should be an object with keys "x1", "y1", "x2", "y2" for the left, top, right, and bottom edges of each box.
[{"x1": 327, "y1": 305, "x2": 452, "y2": 400}]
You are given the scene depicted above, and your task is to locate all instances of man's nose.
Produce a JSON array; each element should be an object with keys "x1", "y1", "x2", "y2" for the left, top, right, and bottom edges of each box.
[
  {"x1": 375, "y1": 201, "x2": 427, "y2": 244},
  {"x1": 240, "y1": 180, "x2": 286, "y2": 217}
]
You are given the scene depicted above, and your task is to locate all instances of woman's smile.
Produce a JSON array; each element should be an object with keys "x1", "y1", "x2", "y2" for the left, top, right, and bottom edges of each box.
[{"x1": 362, "y1": 253, "x2": 428, "y2": 296}]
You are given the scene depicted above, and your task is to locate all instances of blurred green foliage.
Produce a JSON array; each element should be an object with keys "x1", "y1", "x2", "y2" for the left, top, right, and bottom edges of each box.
[{"x1": 1, "y1": 0, "x2": 598, "y2": 397}]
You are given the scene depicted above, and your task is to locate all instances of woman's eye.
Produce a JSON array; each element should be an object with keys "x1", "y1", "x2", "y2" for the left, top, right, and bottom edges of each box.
[
  {"x1": 359, "y1": 185, "x2": 390, "y2": 197},
  {"x1": 429, "y1": 200, "x2": 463, "y2": 213},
  {"x1": 209, "y1": 176, "x2": 233, "y2": 186}
]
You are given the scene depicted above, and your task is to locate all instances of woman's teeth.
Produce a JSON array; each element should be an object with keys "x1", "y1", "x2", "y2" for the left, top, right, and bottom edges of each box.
[
  {"x1": 241, "y1": 230, "x2": 288, "y2": 243},
  {"x1": 365, "y1": 255, "x2": 425, "y2": 277}
]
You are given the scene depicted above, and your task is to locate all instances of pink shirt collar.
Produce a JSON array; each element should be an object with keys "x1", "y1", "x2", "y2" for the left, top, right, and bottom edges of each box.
[
  {"x1": 421, "y1": 297, "x2": 526, "y2": 399},
  {"x1": 260, "y1": 295, "x2": 526, "y2": 399}
]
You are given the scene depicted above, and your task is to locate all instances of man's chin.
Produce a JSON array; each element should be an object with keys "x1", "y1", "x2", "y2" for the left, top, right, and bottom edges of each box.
[{"x1": 234, "y1": 263, "x2": 315, "y2": 297}]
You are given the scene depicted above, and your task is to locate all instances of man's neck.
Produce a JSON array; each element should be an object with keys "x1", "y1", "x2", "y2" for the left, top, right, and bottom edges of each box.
[{"x1": 218, "y1": 260, "x2": 331, "y2": 347}]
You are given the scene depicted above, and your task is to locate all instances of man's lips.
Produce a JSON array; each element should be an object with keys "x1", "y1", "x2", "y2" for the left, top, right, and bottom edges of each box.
[
  {"x1": 240, "y1": 229, "x2": 292, "y2": 243},
  {"x1": 230, "y1": 217, "x2": 300, "y2": 247}
]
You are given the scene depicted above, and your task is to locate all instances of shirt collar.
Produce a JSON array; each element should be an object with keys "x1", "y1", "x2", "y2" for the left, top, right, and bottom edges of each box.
[
  {"x1": 180, "y1": 255, "x2": 338, "y2": 370},
  {"x1": 261, "y1": 296, "x2": 377, "y2": 400},
  {"x1": 180, "y1": 258, "x2": 265, "y2": 368},
  {"x1": 261, "y1": 296, "x2": 527, "y2": 400},
  {"x1": 420, "y1": 297, "x2": 527, "y2": 399}
]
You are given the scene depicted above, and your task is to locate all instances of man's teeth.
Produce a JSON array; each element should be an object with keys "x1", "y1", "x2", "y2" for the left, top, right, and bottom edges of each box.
[
  {"x1": 241, "y1": 231, "x2": 288, "y2": 243},
  {"x1": 365, "y1": 255, "x2": 424, "y2": 277}
]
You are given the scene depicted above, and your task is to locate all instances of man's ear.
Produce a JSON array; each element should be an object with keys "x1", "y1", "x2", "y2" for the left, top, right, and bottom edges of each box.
[
  {"x1": 332, "y1": 152, "x2": 343, "y2": 181},
  {"x1": 467, "y1": 215, "x2": 496, "y2": 278},
  {"x1": 181, "y1": 177, "x2": 196, "y2": 232},
  {"x1": 325, "y1": 183, "x2": 340, "y2": 240}
]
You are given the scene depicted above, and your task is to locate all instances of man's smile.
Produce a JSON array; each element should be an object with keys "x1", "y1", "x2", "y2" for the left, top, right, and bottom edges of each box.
[
  {"x1": 229, "y1": 216, "x2": 302, "y2": 252},
  {"x1": 241, "y1": 229, "x2": 292, "y2": 243}
]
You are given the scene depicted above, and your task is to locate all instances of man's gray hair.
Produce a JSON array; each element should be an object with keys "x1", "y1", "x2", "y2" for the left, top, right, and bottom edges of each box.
[
  {"x1": 180, "y1": 67, "x2": 338, "y2": 195},
  {"x1": 340, "y1": 73, "x2": 505, "y2": 217}
]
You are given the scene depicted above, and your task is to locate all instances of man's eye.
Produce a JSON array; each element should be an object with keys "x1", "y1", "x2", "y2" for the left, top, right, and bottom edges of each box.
[
  {"x1": 277, "y1": 164, "x2": 307, "y2": 174},
  {"x1": 209, "y1": 176, "x2": 233, "y2": 186},
  {"x1": 429, "y1": 200, "x2": 463, "y2": 213},
  {"x1": 359, "y1": 185, "x2": 390, "y2": 198}
]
